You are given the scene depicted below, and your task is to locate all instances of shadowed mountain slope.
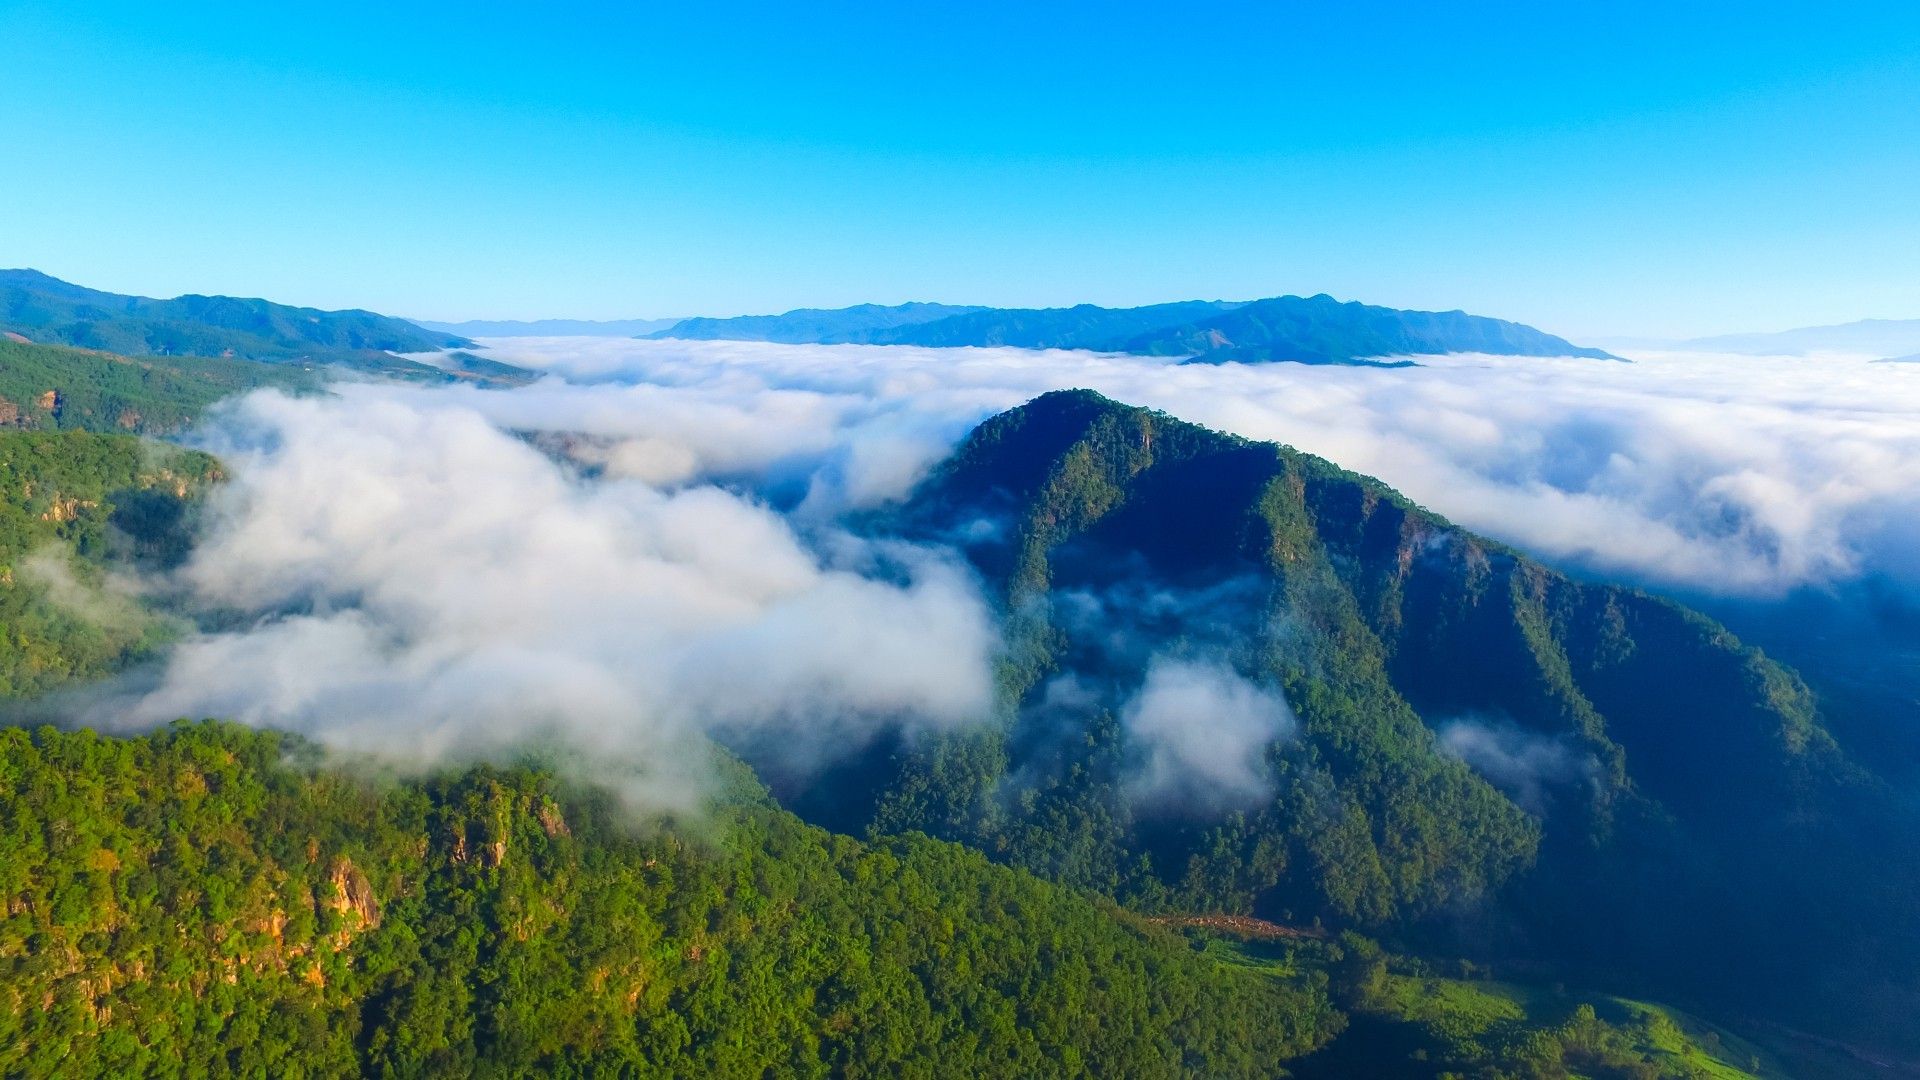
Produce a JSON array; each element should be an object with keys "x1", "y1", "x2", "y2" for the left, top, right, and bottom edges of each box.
[{"x1": 777, "y1": 390, "x2": 1916, "y2": 1053}]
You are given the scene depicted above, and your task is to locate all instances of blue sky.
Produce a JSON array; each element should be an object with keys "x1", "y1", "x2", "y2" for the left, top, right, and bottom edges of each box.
[{"x1": 1, "y1": 2, "x2": 1916, "y2": 337}]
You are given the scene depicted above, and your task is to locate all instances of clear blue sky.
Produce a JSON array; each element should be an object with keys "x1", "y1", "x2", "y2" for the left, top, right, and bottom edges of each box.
[{"x1": 2, "y1": 1, "x2": 1916, "y2": 337}]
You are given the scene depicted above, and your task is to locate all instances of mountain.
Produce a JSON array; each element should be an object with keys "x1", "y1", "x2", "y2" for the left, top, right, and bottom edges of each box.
[
  {"x1": 863, "y1": 300, "x2": 1247, "y2": 350},
  {"x1": 1114, "y1": 294, "x2": 1617, "y2": 364},
  {"x1": 649, "y1": 295, "x2": 1615, "y2": 365},
  {"x1": 1684, "y1": 317, "x2": 1920, "y2": 356},
  {"x1": 645, "y1": 302, "x2": 987, "y2": 343},
  {"x1": 1878, "y1": 351, "x2": 1920, "y2": 364},
  {"x1": 413, "y1": 316, "x2": 681, "y2": 337},
  {"x1": 0, "y1": 269, "x2": 476, "y2": 370},
  {"x1": 752, "y1": 389, "x2": 1916, "y2": 1056}
]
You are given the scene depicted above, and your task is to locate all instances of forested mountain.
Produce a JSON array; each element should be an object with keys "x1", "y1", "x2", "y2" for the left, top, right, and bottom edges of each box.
[
  {"x1": 647, "y1": 295, "x2": 1613, "y2": 365},
  {"x1": 0, "y1": 270, "x2": 505, "y2": 381},
  {"x1": 753, "y1": 389, "x2": 1918, "y2": 1059}
]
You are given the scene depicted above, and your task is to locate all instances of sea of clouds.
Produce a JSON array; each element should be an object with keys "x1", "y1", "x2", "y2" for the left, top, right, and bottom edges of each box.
[
  {"x1": 65, "y1": 337, "x2": 1920, "y2": 808},
  {"x1": 470, "y1": 337, "x2": 1920, "y2": 596}
]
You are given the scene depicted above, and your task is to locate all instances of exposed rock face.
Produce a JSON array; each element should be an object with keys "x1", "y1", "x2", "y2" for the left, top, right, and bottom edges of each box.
[
  {"x1": 40, "y1": 497, "x2": 94, "y2": 523},
  {"x1": 324, "y1": 857, "x2": 380, "y2": 938},
  {"x1": 537, "y1": 797, "x2": 571, "y2": 838}
]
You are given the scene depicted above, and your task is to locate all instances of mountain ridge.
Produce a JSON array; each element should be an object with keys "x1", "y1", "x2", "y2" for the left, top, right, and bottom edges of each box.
[
  {"x1": 0, "y1": 269, "x2": 477, "y2": 369},
  {"x1": 647, "y1": 295, "x2": 1615, "y2": 365},
  {"x1": 647, "y1": 301, "x2": 988, "y2": 343},
  {"x1": 1683, "y1": 316, "x2": 1920, "y2": 356}
]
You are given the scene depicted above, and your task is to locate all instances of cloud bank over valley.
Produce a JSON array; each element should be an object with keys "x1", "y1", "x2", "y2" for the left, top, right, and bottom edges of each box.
[
  {"x1": 54, "y1": 336, "x2": 1920, "y2": 807},
  {"x1": 475, "y1": 337, "x2": 1920, "y2": 597}
]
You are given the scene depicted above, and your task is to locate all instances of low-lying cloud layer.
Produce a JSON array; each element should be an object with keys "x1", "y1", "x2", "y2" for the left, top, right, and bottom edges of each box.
[
  {"x1": 57, "y1": 334, "x2": 1920, "y2": 810},
  {"x1": 87, "y1": 389, "x2": 998, "y2": 810},
  {"x1": 476, "y1": 337, "x2": 1920, "y2": 596}
]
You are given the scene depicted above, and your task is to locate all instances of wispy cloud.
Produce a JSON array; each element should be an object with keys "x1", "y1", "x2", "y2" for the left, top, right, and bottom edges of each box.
[{"x1": 1120, "y1": 657, "x2": 1296, "y2": 816}]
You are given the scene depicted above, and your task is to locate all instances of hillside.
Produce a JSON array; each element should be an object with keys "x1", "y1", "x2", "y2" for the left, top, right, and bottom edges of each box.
[
  {"x1": 648, "y1": 295, "x2": 1612, "y2": 364},
  {"x1": 0, "y1": 270, "x2": 498, "y2": 381},
  {"x1": 0, "y1": 429, "x2": 219, "y2": 698},
  {"x1": 0, "y1": 721, "x2": 1341, "y2": 1076},
  {"x1": 0, "y1": 338, "x2": 315, "y2": 435},
  {"x1": 764, "y1": 389, "x2": 1919, "y2": 1054}
]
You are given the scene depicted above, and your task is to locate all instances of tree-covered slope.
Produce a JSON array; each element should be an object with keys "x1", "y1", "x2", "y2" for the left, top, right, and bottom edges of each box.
[
  {"x1": 0, "y1": 430, "x2": 219, "y2": 698},
  {"x1": 797, "y1": 389, "x2": 1917, "y2": 1054},
  {"x1": 0, "y1": 338, "x2": 315, "y2": 435},
  {"x1": 0, "y1": 269, "x2": 470, "y2": 361},
  {"x1": 0, "y1": 722, "x2": 1341, "y2": 1077}
]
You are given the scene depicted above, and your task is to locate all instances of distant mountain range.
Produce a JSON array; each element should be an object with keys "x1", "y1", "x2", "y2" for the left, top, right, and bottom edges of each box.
[
  {"x1": 654, "y1": 302, "x2": 989, "y2": 344},
  {"x1": 0, "y1": 269, "x2": 486, "y2": 376},
  {"x1": 1878, "y1": 352, "x2": 1920, "y2": 364},
  {"x1": 646, "y1": 295, "x2": 1616, "y2": 365},
  {"x1": 1680, "y1": 317, "x2": 1920, "y2": 357},
  {"x1": 413, "y1": 317, "x2": 681, "y2": 338}
]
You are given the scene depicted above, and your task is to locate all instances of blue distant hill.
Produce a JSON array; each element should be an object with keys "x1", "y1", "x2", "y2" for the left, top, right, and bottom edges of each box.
[
  {"x1": 648, "y1": 302, "x2": 988, "y2": 344},
  {"x1": 414, "y1": 317, "x2": 681, "y2": 338},
  {"x1": 646, "y1": 294, "x2": 1614, "y2": 365}
]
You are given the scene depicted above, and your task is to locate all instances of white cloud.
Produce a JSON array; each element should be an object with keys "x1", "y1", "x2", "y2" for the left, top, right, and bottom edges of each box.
[
  {"x1": 1120, "y1": 657, "x2": 1295, "y2": 816},
  {"x1": 1438, "y1": 717, "x2": 1597, "y2": 815},
  {"x1": 475, "y1": 337, "x2": 1920, "y2": 596},
  {"x1": 89, "y1": 387, "x2": 999, "y2": 812}
]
